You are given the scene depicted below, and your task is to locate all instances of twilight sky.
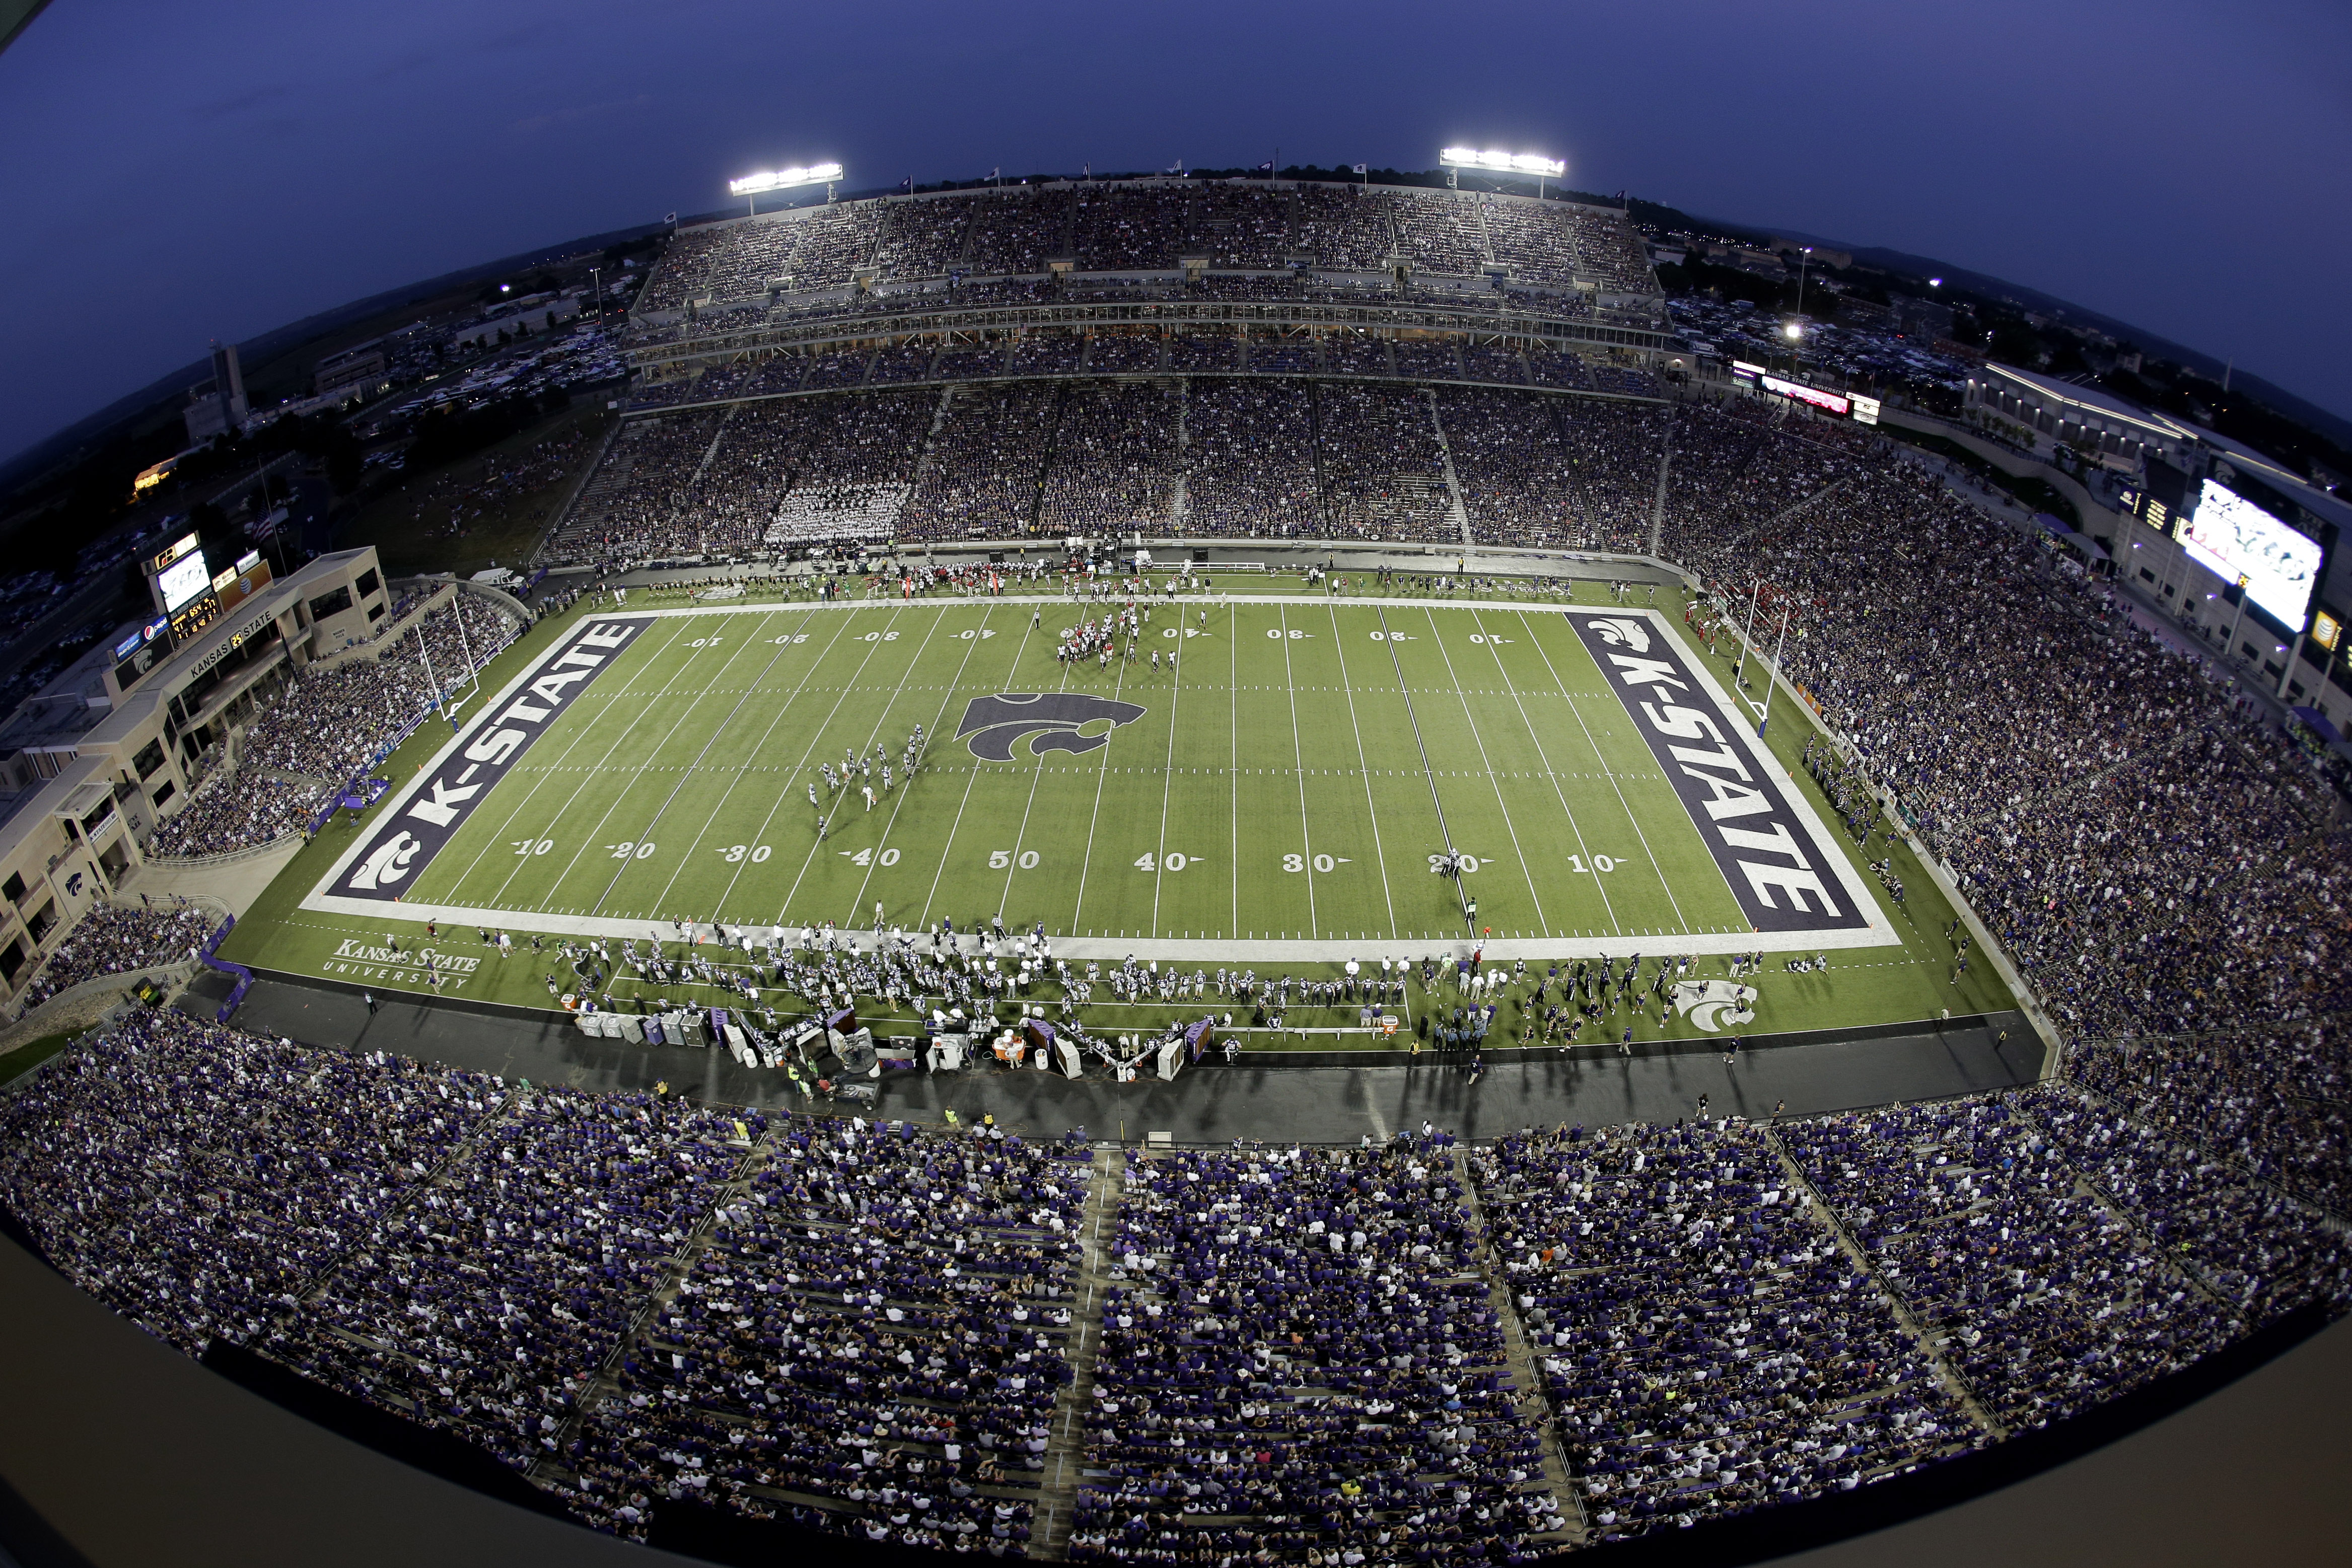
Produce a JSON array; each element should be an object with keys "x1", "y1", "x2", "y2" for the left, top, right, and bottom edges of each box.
[{"x1": 2, "y1": 0, "x2": 2346, "y2": 467}]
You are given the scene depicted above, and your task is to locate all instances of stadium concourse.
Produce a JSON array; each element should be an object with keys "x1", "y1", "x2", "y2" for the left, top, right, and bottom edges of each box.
[{"x1": 1, "y1": 172, "x2": 2347, "y2": 1567}]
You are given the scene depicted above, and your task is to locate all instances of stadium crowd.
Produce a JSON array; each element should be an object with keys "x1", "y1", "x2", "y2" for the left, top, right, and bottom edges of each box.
[
  {"x1": 146, "y1": 594, "x2": 524, "y2": 860},
  {"x1": 11, "y1": 900, "x2": 217, "y2": 1010}
]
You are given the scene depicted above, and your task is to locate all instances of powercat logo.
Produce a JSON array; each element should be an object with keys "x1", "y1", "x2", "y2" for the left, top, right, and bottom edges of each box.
[
  {"x1": 1673, "y1": 980, "x2": 1757, "y2": 1033},
  {"x1": 957, "y1": 693, "x2": 1146, "y2": 762},
  {"x1": 337, "y1": 617, "x2": 649, "y2": 900},
  {"x1": 1565, "y1": 609, "x2": 1867, "y2": 935}
]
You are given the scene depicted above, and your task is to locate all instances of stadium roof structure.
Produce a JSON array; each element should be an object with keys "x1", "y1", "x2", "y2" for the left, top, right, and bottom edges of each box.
[{"x1": 1978, "y1": 362, "x2": 2195, "y2": 446}]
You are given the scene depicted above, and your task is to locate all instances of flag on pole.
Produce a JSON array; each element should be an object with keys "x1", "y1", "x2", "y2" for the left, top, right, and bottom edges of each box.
[
  {"x1": 1256, "y1": 160, "x2": 1274, "y2": 173},
  {"x1": 1351, "y1": 163, "x2": 1368, "y2": 175},
  {"x1": 898, "y1": 176, "x2": 911, "y2": 194}
]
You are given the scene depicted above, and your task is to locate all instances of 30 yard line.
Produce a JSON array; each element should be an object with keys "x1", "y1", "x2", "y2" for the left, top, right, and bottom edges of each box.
[
  {"x1": 1323, "y1": 603, "x2": 1398, "y2": 939},
  {"x1": 678, "y1": 604, "x2": 944, "y2": 923},
  {"x1": 753, "y1": 606, "x2": 926, "y2": 923},
  {"x1": 1274, "y1": 605, "x2": 1319, "y2": 936},
  {"x1": 1516, "y1": 609, "x2": 1694, "y2": 933},
  {"x1": 1414, "y1": 606, "x2": 1554, "y2": 935}
]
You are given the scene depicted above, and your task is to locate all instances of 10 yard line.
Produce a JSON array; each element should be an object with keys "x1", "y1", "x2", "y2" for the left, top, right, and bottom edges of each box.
[
  {"x1": 445, "y1": 616, "x2": 702, "y2": 907},
  {"x1": 1516, "y1": 609, "x2": 1694, "y2": 934}
]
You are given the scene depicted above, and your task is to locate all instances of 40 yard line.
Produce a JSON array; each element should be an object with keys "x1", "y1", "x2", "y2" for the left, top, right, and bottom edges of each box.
[
  {"x1": 843, "y1": 606, "x2": 1003, "y2": 928},
  {"x1": 672, "y1": 604, "x2": 941, "y2": 922}
]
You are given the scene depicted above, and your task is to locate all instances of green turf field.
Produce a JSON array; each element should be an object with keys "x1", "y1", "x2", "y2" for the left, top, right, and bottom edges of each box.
[{"x1": 219, "y1": 579, "x2": 2018, "y2": 1041}]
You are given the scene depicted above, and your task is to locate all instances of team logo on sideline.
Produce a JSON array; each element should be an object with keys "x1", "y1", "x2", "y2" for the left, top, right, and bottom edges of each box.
[
  {"x1": 1673, "y1": 979, "x2": 1757, "y2": 1033},
  {"x1": 349, "y1": 832, "x2": 422, "y2": 892},
  {"x1": 957, "y1": 693, "x2": 1146, "y2": 761},
  {"x1": 1590, "y1": 617, "x2": 1652, "y2": 653}
]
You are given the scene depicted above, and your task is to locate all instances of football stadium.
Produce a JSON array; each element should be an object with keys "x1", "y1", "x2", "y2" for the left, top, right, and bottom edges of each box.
[{"x1": 0, "y1": 129, "x2": 2346, "y2": 1568}]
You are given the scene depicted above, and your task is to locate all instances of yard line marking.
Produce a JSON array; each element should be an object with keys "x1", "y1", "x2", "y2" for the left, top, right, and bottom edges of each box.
[
  {"x1": 914, "y1": 623, "x2": 1034, "y2": 932},
  {"x1": 756, "y1": 604, "x2": 928, "y2": 924},
  {"x1": 491, "y1": 615, "x2": 769, "y2": 910},
  {"x1": 684, "y1": 604, "x2": 944, "y2": 923},
  {"x1": 1416, "y1": 605, "x2": 1553, "y2": 936},
  {"x1": 1148, "y1": 617, "x2": 1187, "y2": 936},
  {"x1": 444, "y1": 616, "x2": 701, "y2": 904},
  {"x1": 1230, "y1": 593, "x2": 1239, "y2": 939},
  {"x1": 1372, "y1": 605, "x2": 1466, "y2": 931},
  {"x1": 1064, "y1": 630, "x2": 1136, "y2": 937},
  {"x1": 1467, "y1": 609, "x2": 1624, "y2": 935},
  {"x1": 843, "y1": 605, "x2": 1001, "y2": 929},
  {"x1": 991, "y1": 615, "x2": 1076, "y2": 920},
  {"x1": 1515, "y1": 609, "x2": 1693, "y2": 934},
  {"x1": 1324, "y1": 602, "x2": 1398, "y2": 940},
  {"x1": 1275, "y1": 605, "x2": 1318, "y2": 936},
  {"x1": 591, "y1": 609, "x2": 811, "y2": 914}
]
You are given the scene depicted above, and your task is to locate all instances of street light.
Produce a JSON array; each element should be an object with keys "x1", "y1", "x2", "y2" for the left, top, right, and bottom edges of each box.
[
  {"x1": 1439, "y1": 147, "x2": 1565, "y2": 198},
  {"x1": 729, "y1": 161, "x2": 844, "y2": 215}
]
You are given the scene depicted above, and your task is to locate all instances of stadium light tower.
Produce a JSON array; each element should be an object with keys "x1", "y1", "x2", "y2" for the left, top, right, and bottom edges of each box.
[
  {"x1": 729, "y1": 161, "x2": 844, "y2": 216},
  {"x1": 1439, "y1": 147, "x2": 1565, "y2": 198}
]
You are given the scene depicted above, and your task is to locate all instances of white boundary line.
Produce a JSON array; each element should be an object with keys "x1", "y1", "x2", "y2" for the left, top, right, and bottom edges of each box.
[{"x1": 297, "y1": 594, "x2": 1898, "y2": 961}]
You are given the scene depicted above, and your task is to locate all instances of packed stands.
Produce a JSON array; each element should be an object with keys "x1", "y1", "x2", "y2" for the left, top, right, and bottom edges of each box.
[
  {"x1": 12, "y1": 901, "x2": 215, "y2": 1010},
  {"x1": 146, "y1": 594, "x2": 524, "y2": 859}
]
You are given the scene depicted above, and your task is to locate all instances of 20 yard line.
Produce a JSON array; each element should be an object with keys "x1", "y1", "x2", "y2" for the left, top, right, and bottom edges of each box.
[
  {"x1": 1468, "y1": 610, "x2": 1626, "y2": 936},
  {"x1": 510, "y1": 616, "x2": 786, "y2": 911},
  {"x1": 590, "y1": 610, "x2": 812, "y2": 914},
  {"x1": 447, "y1": 616, "x2": 701, "y2": 906},
  {"x1": 1324, "y1": 603, "x2": 1398, "y2": 939},
  {"x1": 1414, "y1": 604, "x2": 1553, "y2": 935}
]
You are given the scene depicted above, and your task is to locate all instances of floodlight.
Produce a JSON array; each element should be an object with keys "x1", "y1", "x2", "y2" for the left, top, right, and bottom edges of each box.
[
  {"x1": 1440, "y1": 147, "x2": 1566, "y2": 178},
  {"x1": 729, "y1": 162, "x2": 844, "y2": 197},
  {"x1": 1784, "y1": 323, "x2": 1802, "y2": 339}
]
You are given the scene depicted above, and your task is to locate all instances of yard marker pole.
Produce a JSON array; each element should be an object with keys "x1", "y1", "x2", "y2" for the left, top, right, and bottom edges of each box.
[{"x1": 1733, "y1": 578, "x2": 1760, "y2": 689}]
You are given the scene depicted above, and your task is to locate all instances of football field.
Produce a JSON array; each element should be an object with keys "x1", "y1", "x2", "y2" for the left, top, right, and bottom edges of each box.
[{"x1": 302, "y1": 591, "x2": 1898, "y2": 963}]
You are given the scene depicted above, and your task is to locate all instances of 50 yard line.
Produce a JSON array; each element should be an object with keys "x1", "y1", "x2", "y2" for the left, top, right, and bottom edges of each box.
[{"x1": 913, "y1": 622, "x2": 1035, "y2": 932}]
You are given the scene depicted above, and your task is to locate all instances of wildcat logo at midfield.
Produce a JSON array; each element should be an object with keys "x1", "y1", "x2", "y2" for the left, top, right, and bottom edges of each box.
[{"x1": 957, "y1": 693, "x2": 1146, "y2": 762}]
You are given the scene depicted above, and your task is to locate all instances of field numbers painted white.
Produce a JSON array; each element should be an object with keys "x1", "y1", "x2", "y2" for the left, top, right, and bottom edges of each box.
[
  {"x1": 1264, "y1": 628, "x2": 1309, "y2": 639},
  {"x1": 511, "y1": 838, "x2": 554, "y2": 856},
  {"x1": 720, "y1": 844, "x2": 776, "y2": 864},
  {"x1": 769, "y1": 633, "x2": 812, "y2": 645},
  {"x1": 607, "y1": 842, "x2": 657, "y2": 859},
  {"x1": 686, "y1": 637, "x2": 725, "y2": 649},
  {"x1": 878, "y1": 847, "x2": 901, "y2": 867},
  {"x1": 951, "y1": 628, "x2": 997, "y2": 640},
  {"x1": 1428, "y1": 853, "x2": 1482, "y2": 873},
  {"x1": 1566, "y1": 854, "x2": 1621, "y2": 874}
]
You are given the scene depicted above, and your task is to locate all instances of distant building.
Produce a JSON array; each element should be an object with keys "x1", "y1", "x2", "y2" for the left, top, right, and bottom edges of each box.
[
  {"x1": 181, "y1": 340, "x2": 249, "y2": 444},
  {"x1": 314, "y1": 341, "x2": 389, "y2": 400}
]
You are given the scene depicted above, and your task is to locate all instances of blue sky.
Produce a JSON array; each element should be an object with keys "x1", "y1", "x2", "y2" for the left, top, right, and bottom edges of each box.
[{"x1": 2, "y1": 0, "x2": 2346, "y2": 465}]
